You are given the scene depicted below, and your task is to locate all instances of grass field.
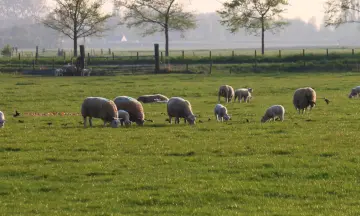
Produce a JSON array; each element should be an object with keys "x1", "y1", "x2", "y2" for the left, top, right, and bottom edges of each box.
[{"x1": 1, "y1": 72, "x2": 360, "y2": 215}]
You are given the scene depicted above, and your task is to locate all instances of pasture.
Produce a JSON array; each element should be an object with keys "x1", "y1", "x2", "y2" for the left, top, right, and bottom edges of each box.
[{"x1": 1, "y1": 72, "x2": 360, "y2": 215}]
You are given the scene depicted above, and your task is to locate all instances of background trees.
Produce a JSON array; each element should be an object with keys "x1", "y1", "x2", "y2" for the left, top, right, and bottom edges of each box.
[{"x1": 217, "y1": 0, "x2": 289, "y2": 55}]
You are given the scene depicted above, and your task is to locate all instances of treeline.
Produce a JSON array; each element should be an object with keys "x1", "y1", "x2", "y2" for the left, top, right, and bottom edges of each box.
[{"x1": 0, "y1": 13, "x2": 359, "y2": 50}]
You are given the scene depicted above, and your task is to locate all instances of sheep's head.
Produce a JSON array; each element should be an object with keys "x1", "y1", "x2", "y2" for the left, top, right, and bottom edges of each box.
[
  {"x1": 349, "y1": 90, "x2": 357, "y2": 98},
  {"x1": 248, "y1": 88, "x2": 253, "y2": 93},
  {"x1": 309, "y1": 101, "x2": 316, "y2": 108},
  {"x1": 0, "y1": 120, "x2": 5, "y2": 128},
  {"x1": 224, "y1": 114, "x2": 231, "y2": 121},
  {"x1": 124, "y1": 120, "x2": 132, "y2": 127},
  {"x1": 260, "y1": 116, "x2": 267, "y2": 123},
  {"x1": 135, "y1": 119, "x2": 145, "y2": 126},
  {"x1": 186, "y1": 115, "x2": 196, "y2": 125},
  {"x1": 110, "y1": 118, "x2": 120, "y2": 128}
]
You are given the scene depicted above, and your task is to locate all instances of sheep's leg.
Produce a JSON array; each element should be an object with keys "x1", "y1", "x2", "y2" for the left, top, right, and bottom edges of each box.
[
  {"x1": 89, "y1": 117, "x2": 93, "y2": 127},
  {"x1": 184, "y1": 118, "x2": 187, "y2": 124},
  {"x1": 280, "y1": 114, "x2": 284, "y2": 121},
  {"x1": 103, "y1": 121, "x2": 107, "y2": 127},
  {"x1": 169, "y1": 117, "x2": 172, "y2": 124},
  {"x1": 83, "y1": 117, "x2": 87, "y2": 128},
  {"x1": 215, "y1": 114, "x2": 218, "y2": 121}
]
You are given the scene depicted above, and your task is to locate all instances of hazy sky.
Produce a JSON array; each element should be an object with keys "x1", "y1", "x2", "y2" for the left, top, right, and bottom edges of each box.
[{"x1": 50, "y1": 0, "x2": 327, "y2": 28}]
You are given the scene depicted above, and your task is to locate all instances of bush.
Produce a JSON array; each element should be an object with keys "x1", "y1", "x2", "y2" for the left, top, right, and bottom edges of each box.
[{"x1": 1, "y1": 44, "x2": 12, "y2": 57}]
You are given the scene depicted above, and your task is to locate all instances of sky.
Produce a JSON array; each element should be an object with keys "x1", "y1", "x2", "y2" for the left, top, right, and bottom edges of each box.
[{"x1": 48, "y1": 0, "x2": 327, "y2": 28}]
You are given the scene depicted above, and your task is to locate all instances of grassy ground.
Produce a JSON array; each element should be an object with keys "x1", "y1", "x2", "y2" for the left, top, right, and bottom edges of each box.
[{"x1": 1, "y1": 71, "x2": 360, "y2": 215}]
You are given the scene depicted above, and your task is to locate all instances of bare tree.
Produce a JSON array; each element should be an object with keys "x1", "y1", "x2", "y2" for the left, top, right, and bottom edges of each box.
[
  {"x1": 217, "y1": 0, "x2": 289, "y2": 55},
  {"x1": 324, "y1": 0, "x2": 360, "y2": 27},
  {"x1": 117, "y1": 0, "x2": 197, "y2": 57},
  {"x1": 43, "y1": 0, "x2": 112, "y2": 57}
]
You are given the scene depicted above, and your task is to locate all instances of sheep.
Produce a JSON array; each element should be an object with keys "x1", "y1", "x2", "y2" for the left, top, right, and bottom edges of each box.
[
  {"x1": 54, "y1": 68, "x2": 64, "y2": 76},
  {"x1": 348, "y1": 86, "x2": 360, "y2": 98},
  {"x1": 81, "y1": 97, "x2": 120, "y2": 128},
  {"x1": 0, "y1": 111, "x2": 5, "y2": 128},
  {"x1": 167, "y1": 97, "x2": 196, "y2": 125},
  {"x1": 114, "y1": 96, "x2": 145, "y2": 126},
  {"x1": 61, "y1": 64, "x2": 77, "y2": 76},
  {"x1": 214, "y1": 104, "x2": 231, "y2": 122},
  {"x1": 81, "y1": 68, "x2": 92, "y2": 76},
  {"x1": 234, "y1": 88, "x2": 253, "y2": 103},
  {"x1": 218, "y1": 85, "x2": 234, "y2": 103},
  {"x1": 137, "y1": 94, "x2": 169, "y2": 103},
  {"x1": 261, "y1": 105, "x2": 285, "y2": 123},
  {"x1": 293, "y1": 87, "x2": 317, "y2": 114},
  {"x1": 117, "y1": 110, "x2": 132, "y2": 127}
]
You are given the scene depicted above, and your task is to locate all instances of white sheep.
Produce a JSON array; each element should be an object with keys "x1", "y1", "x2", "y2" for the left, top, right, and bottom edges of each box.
[
  {"x1": 348, "y1": 86, "x2": 360, "y2": 98},
  {"x1": 137, "y1": 94, "x2": 169, "y2": 103},
  {"x1": 81, "y1": 68, "x2": 92, "y2": 76},
  {"x1": 214, "y1": 104, "x2": 231, "y2": 122},
  {"x1": 261, "y1": 105, "x2": 285, "y2": 123},
  {"x1": 218, "y1": 85, "x2": 235, "y2": 103},
  {"x1": 117, "y1": 110, "x2": 132, "y2": 127},
  {"x1": 54, "y1": 68, "x2": 64, "y2": 76},
  {"x1": 81, "y1": 97, "x2": 120, "y2": 128},
  {"x1": 0, "y1": 111, "x2": 5, "y2": 128},
  {"x1": 167, "y1": 97, "x2": 196, "y2": 125},
  {"x1": 234, "y1": 88, "x2": 253, "y2": 103}
]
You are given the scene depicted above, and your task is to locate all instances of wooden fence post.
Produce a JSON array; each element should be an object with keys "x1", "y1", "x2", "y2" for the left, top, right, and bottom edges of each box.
[
  {"x1": 154, "y1": 44, "x2": 160, "y2": 74},
  {"x1": 352, "y1": 49, "x2": 355, "y2": 55},
  {"x1": 326, "y1": 48, "x2": 329, "y2": 57},
  {"x1": 232, "y1": 50, "x2": 234, "y2": 58},
  {"x1": 108, "y1": 48, "x2": 111, "y2": 55},
  {"x1": 254, "y1": 50, "x2": 257, "y2": 58},
  {"x1": 302, "y1": 49, "x2": 305, "y2": 57},
  {"x1": 182, "y1": 50, "x2": 184, "y2": 59},
  {"x1": 209, "y1": 50, "x2": 212, "y2": 59},
  {"x1": 35, "y1": 46, "x2": 38, "y2": 64},
  {"x1": 112, "y1": 52, "x2": 115, "y2": 60},
  {"x1": 88, "y1": 53, "x2": 90, "y2": 64},
  {"x1": 18, "y1": 53, "x2": 20, "y2": 60},
  {"x1": 161, "y1": 52, "x2": 163, "y2": 62},
  {"x1": 137, "y1": 52, "x2": 139, "y2": 61},
  {"x1": 63, "y1": 51, "x2": 66, "y2": 61},
  {"x1": 279, "y1": 50, "x2": 281, "y2": 58}
]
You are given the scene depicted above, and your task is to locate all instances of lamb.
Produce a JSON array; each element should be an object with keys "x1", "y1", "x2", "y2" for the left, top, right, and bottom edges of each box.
[
  {"x1": 81, "y1": 68, "x2": 92, "y2": 76},
  {"x1": 113, "y1": 96, "x2": 145, "y2": 126},
  {"x1": 218, "y1": 85, "x2": 234, "y2": 103},
  {"x1": 214, "y1": 104, "x2": 231, "y2": 122},
  {"x1": 234, "y1": 88, "x2": 253, "y2": 103},
  {"x1": 167, "y1": 97, "x2": 196, "y2": 125},
  {"x1": 293, "y1": 87, "x2": 317, "y2": 114},
  {"x1": 0, "y1": 111, "x2": 5, "y2": 128},
  {"x1": 137, "y1": 94, "x2": 169, "y2": 103},
  {"x1": 81, "y1": 97, "x2": 120, "y2": 128},
  {"x1": 261, "y1": 105, "x2": 285, "y2": 123},
  {"x1": 117, "y1": 110, "x2": 132, "y2": 126},
  {"x1": 348, "y1": 86, "x2": 360, "y2": 98}
]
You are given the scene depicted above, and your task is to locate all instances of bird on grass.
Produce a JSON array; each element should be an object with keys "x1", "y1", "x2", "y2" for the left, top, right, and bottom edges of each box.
[
  {"x1": 47, "y1": 122, "x2": 53, "y2": 126},
  {"x1": 18, "y1": 120, "x2": 24, "y2": 123},
  {"x1": 13, "y1": 110, "x2": 20, "y2": 117},
  {"x1": 246, "y1": 119, "x2": 249, "y2": 123},
  {"x1": 208, "y1": 118, "x2": 211, "y2": 121},
  {"x1": 322, "y1": 97, "x2": 330, "y2": 105},
  {"x1": 61, "y1": 123, "x2": 68, "y2": 127},
  {"x1": 199, "y1": 120, "x2": 203, "y2": 123}
]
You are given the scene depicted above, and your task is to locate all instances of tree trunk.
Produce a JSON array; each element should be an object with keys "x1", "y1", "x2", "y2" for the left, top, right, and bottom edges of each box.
[
  {"x1": 73, "y1": 35, "x2": 78, "y2": 57},
  {"x1": 261, "y1": 18, "x2": 265, "y2": 55},
  {"x1": 165, "y1": 25, "x2": 169, "y2": 57}
]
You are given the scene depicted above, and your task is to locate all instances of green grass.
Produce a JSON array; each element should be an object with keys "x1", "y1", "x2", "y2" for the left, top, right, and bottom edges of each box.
[{"x1": 1, "y1": 72, "x2": 360, "y2": 215}]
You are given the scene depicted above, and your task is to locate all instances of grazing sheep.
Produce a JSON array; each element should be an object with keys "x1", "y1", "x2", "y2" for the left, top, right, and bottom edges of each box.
[
  {"x1": 137, "y1": 94, "x2": 169, "y2": 103},
  {"x1": 348, "y1": 86, "x2": 360, "y2": 98},
  {"x1": 117, "y1": 110, "x2": 132, "y2": 126},
  {"x1": 81, "y1": 97, "x2": 120, "y2": 128},
  {"x1": 261, "y1": 105, "x2": 285, "y2": 123},
  {"x1": 214, "y1": 104, "x2": 231, "y2": 122},
  {"x1": 114, "y1": 96, "x2": 145, "y2": 126},
  {"x1": 218, "y1": 85, "x2": 234, "y2": 103},
  {"x1": 0, "y1": 111, "x2": 5, "y2": 128},
  {"x1": 62, "y1": 64, "x2": 77, "y2": 76},
  {"x1": 293, "y1": 87, "x2": 317, "y2": 114},
  {"x1": 234, "y1": 88, "x2": 253, "y2": 103},
  {"x1": 167, "y1": 97, "x2": 196, "y2": 125},
  {"x1": 54, "y1": 68, "x2": 64, "y2": 76}
]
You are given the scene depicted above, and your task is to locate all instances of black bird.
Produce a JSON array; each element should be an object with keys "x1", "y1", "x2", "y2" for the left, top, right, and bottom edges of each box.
[
  {"x1": 199, "y1": 120, "x2": 203, "y2": 123},
  {"x1": 47, "y1": 122, "x2": 53, "y2": 126},
  {"x1": 13, "y1": 110, "x2": 20, "y2": 117},
  {"x1": 18, "y1": 120, "x2": 24, "y2": 123},
  {"x1": 208, "y1": 118, "x2": 211, "y2": 121},
  {"x1": 323, "y1": 97, "x2": 330, "y2": 105},
  {"x1": 246, "y1": 119, "x2": 249, "y2": 123}
]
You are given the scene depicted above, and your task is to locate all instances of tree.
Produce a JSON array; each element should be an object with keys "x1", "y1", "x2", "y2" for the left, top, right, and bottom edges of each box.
[
  {"x1": 42, "y1": 0, "x2": 112, "y2": 57},
  {"x1": 117, "y1": 0, "x2": 197, "y2": 57},
  {"x1": 324, "y1": 0, "x2": 360, "y2": 27},
  {"x1": 0, "y1": 0, "x2": 47, "y2": 27},
  {"x1": 217, "y1": 0, "x2": 289, "y2": 55}
]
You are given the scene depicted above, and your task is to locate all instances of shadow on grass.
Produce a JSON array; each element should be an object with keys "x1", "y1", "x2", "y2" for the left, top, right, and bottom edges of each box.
[{"x1": 165, "y1": 151, "x2": 195, "y2": 157}]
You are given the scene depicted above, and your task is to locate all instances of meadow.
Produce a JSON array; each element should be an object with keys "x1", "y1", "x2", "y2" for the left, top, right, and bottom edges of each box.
[{"x1": 1, "y1": 71, "x2": 360, "y2": 215}]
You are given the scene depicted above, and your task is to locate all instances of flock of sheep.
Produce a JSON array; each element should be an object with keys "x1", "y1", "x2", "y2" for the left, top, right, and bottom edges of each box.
[{"x1": 1, "y1": 84, "x2": 360, "y2": 129}]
